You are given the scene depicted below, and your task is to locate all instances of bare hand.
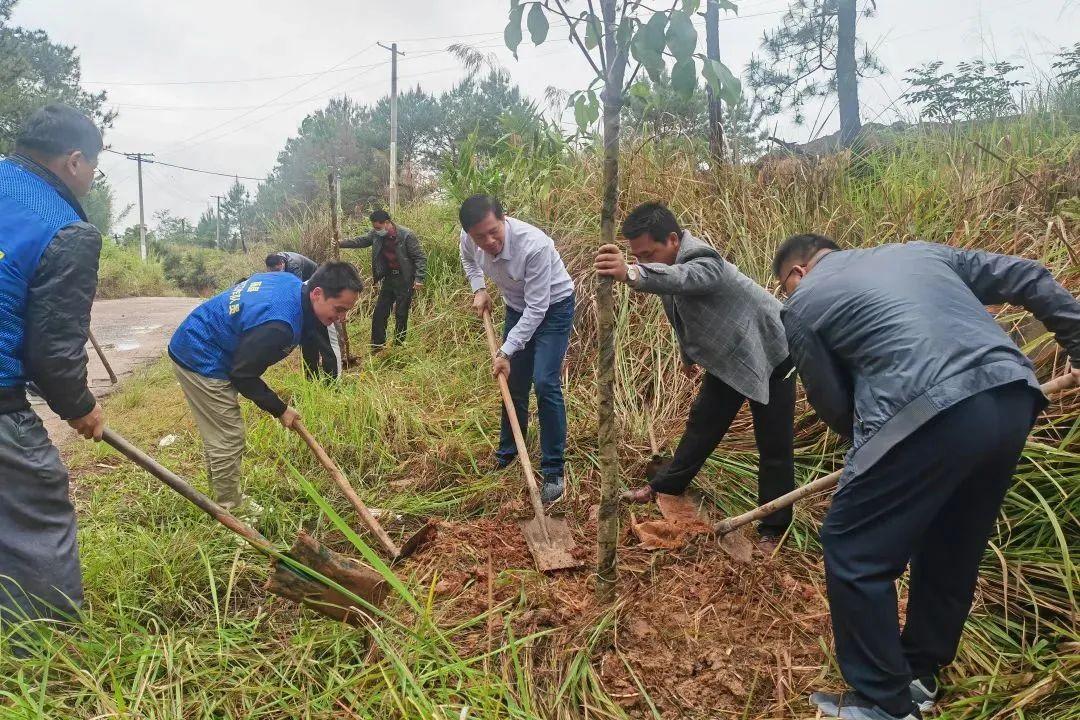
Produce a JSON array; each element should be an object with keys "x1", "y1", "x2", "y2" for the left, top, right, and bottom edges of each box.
[
  {"x1": 278, "y1": 407, "x2": 301, "y2": 430},
  {"x1": 69, "y1": 402, "x2": 105, "y2": 441},
  {"x1": 492, "y1": 355, "x2": 511, "y2": 379},
  {"x1": 473, "y1": 289, "x2": 492, "y2": 318},
  {"x1": 594, "y1": 243, "x2": 629, "y2": 282},
  {"x1": 681, "y1": 363, "x2": 702, "y2": 380}
]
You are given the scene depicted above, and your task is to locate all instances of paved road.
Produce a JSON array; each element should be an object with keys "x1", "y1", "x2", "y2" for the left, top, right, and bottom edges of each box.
[{"x1": 32, "y1": 296, "x2": 201, "y2": 445}]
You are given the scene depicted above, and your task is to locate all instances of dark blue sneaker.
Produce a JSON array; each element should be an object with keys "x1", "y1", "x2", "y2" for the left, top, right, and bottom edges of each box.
[
  {"x1": 809, "y1": 690, "x2": 922, "y2": 719},
  {"x1": 540, "y1": 474, "x2": 564, "y2": 505}
]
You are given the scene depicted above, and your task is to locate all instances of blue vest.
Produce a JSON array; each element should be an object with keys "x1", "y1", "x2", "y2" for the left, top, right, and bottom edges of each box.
[
  {"x1": 0, "y1": 158, "x2": 83, "y2": 388},
  {"x1": 169, "y1": 271, "x2": 304, "y2": 380}
]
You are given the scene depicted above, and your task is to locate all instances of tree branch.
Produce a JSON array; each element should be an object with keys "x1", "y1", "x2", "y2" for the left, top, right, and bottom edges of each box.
[
  {"x1": 551, "y1": 0, "x2": 606, "y2": 76},
  {"x1": 586, "y1": 0, "x2": 607, "y2": 72}
]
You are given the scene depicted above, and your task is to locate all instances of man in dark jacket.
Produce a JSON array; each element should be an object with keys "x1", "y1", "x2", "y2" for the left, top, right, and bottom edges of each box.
[
  {"x1": 596, "y1": 202, "x2": 795, "y2": 542},
  {"x1": 774, "y1": 234, "x2": 1080, "y2": 720},
  {"x1": 0, "y1": 104, "x2": 106, "y2": 623},
  {"x1": 169, "y1": 262, "x2": 362, "y2": 517},
  {"x1": 339, "y1": 209, "x2": 426, "y2": 351},
  {"x1": 265, "y1": 251, "x2": 341, "y2": 378}
]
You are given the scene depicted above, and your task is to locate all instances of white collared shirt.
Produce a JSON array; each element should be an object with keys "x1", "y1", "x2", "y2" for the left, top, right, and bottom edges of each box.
[{"x1": 459, "y1": 216, "x2": 575, "y2": 356}]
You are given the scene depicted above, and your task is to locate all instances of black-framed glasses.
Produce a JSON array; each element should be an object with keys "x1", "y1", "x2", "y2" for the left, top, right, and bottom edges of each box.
[
  {"x1": 779, "y1": 265, "x2": 802, "y2": 297},
  {"x1": 94, "y1": 168, "x2": 107, "y2": 181}
]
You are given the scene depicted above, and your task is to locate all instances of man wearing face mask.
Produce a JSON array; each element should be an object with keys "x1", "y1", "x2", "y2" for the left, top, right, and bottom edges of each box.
[
  {"x1": 459, "y1": 194, "x2": 576, "y2": 505},
  {"x1": 168, "y1": 262, "x2": 363, "y2": 518},
  {"x1": 0, "y1": 104, "x2": 106, "y2": 624},
  {"x1": 339, "y1": 209, "x2": 427, "y2": 352}
]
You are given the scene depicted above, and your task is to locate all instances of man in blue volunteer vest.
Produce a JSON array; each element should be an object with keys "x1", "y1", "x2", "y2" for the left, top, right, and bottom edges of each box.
[
  {"x1": 0, "y1": 104, "x2": 106, "y2": 624},
  {"x1": 168, "y1": 261, "x2": 362, "y2": 516}
]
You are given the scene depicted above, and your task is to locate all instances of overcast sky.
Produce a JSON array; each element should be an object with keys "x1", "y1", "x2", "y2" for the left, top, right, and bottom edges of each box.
[{"x1": 12, "y1": 0, "x2": 1078, "y2": 228}]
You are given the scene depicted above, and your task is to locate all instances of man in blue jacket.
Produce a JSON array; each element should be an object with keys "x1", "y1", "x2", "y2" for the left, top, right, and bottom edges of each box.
[
  {"x1": 774, "y1": 234, "x2": 1080, "y2": 720},
  {"x1": 0, "y1": 104, "x2": 106, "y2": 624},
  {"x1": 169, "y1": 261, "x2": 362, "y2": 517}
]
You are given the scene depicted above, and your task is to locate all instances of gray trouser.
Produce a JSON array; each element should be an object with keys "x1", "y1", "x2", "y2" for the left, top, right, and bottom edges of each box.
[
  {"x1": 172, "y1": 362, "x2": 245, "y2": 508},
  {"x1": 0, "y1": 409, "x2": 83, "y2": 622}
]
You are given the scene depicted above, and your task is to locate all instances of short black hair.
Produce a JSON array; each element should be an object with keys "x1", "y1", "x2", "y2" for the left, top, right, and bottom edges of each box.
[
  {"x1": 772, "y1": 233, "x2": 840, "y2": 277},
  {"x1": 621, "y1": 201, "x2": 681, "y2": 244},
  {"x1": 369, "y1": 209, "x2": 391, "y2": 223},
  {"x1": 15, "y1": 104, "x2": 104, "y2": 161},
  {"x1": 459, "y1": 194, "x2": 504, "y2": 231},
  {"x1": 308, "y1": 261, "x2": 364, "y2": 298},
  {"x1": 265, "y1": 253, "x2": 287, "y2": 268}
]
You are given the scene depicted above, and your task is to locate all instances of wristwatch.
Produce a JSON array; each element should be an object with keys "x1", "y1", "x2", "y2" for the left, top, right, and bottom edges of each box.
[
  {"x1": 625, "y1": 264, "x2": 642, "y2": 285},
  {"x1": 495, "y1": 350, "x2": 510, "y2": 360}
]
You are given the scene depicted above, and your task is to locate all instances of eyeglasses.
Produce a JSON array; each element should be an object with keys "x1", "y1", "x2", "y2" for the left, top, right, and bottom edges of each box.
[
  {"x1": 778, "y1": 265, "x2": 801, "y2": 297},
  {"x1": 94, "y1": 168, "x2": 107, "y2": 182}
]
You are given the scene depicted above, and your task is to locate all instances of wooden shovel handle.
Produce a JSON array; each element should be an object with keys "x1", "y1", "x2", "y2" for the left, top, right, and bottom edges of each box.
[
  {"x1": 482, "y1": 311, "x2": 549, "y2": 526},
  {"x1": 88, "y1": 330, "x2": 118, "y2": 385},
  {"x1": 714, "y1": 373, "x2": 1077, "y2": 536},
  {"x1": 102, "y1": 427, "x2": 274, "y2": 554},
  {"x1": 292, "y1": 421, "x2": 401, "y2": 558}
]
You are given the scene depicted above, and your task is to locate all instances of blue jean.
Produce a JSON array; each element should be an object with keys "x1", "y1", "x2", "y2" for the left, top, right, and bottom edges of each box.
[{"x1": 497, "y1": 294, "x2": 574, "y2": 477}]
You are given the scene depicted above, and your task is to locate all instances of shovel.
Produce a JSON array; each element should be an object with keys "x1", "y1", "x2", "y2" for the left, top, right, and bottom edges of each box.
[
  {"x1": 714, "y1": 372, "x2": 1079, "y2": 537},
  {"x1": 293, "y1": 421, "x2": 436, "y2": 564},
  {"x1": 102, "y1": 428, "x2": 388, "y2": 625},
  {"x1": 482, "y1": 310, "x2": 583, "y2": 572}
]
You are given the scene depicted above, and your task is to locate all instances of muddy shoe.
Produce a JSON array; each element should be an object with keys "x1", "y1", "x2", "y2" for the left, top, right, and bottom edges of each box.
[
  {"x1": 232, "y1": 497, "x2": 264, "y2": 521},
  {"x1": 540, "y1": 474, "x2": 564, "y2": 505},
  {"x1": 620, "y1": 485, "x2": 657, "y2": 504},
  {"x1": 810, "y1": 690, "x2": 922, "y2": 719}
]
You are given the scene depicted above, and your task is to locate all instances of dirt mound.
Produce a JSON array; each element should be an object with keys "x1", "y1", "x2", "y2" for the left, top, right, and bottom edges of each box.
[{"x1": 405, "y1": 504, "x2": 833, "y2": 719}]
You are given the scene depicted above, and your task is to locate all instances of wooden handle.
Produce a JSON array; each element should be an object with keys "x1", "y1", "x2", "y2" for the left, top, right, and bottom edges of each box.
[
  {"x1": 293, "y1": 421, "x2": 401, "y2": 558},
  {"x1": 714, "y1": 373, "x2": 1077, "y2": 536},
  {"x1": 482, "y1": 311, "x2": 550, "y2": 538},
  {"x1": 102, "y1": 427, "x2": 274, "y2": 553},
  {"x1": 88, "y1": 330, "x2": 118, "y2": 385}
]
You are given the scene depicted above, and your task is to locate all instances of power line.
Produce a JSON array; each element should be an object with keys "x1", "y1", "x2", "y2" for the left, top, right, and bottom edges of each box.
[{"x1": 105, "y1": 148, "x2": 268, "y2": 182}]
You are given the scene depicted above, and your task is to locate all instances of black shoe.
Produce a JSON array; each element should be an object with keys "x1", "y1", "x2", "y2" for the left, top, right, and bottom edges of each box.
[
  {"x1": 540, "y1": 474, "x2": 564, "y2": 505},
  {"x1": 809, "y1": 690, "x2": 922, "y2": 719},
  {"x1": 489, "y1": 454, "x2": 516, "y2": 472},
  {"x1": 909, "y1": 676, "x2": 938, "y2": 712}
]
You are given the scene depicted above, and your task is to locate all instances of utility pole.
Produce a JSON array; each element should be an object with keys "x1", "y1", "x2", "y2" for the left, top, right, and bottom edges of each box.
[
  {"x1": 378, "y1": 42, "x2": 404, "y2": 212},
  {"x1": 124, "y1": 152, "x2": 154, "y2": 261},
  {"x1": 234, "y1": 177, "x2": 247, "y2": 253},
  {"x1": 213, "y1": 195, "x2": 225, "y2": 249}
]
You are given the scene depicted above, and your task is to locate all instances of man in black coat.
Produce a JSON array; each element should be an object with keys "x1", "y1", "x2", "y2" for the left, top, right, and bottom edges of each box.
[{"x1": 774, "y1": 234, "x2": 1080, "y2": 720}]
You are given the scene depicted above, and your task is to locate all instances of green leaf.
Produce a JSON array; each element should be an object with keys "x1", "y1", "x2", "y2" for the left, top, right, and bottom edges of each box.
[
  {"x1": 574, "y1": 95, "x2": 589, "y2": 132},
  {"x1": 641, "y1": 12, "x2": 667, "y2": 53},
  {"x1": 616, "y1": 15, "x2": 634, "y2": 52},
  {"x1": 666, "y1": 10, "x2": 697, "y2": 60},
  {"x1": 682, "y1": 0, "x2": 701, "y2": 14},
  {"x1": 701, "y1": 57, "x2": 742, "y2": 106},
  {"x1": 671, "y1": 58, "x2": 697, "y2": 99},
  {"x1": 504, "y1": 5, "x2": 524, "y2": 58},
  {"x1": 585, "y1": 90, "x2": 601, "y2": 125},
  {"x1": 583, "y1": 12, "x2": 601, "y2": 50},
  {"x1": 629, "y1": 81, "x2": 651, "y2": 100},
  {"x1": 527, "y1": 3, "x2": 549, "y2": 45}
]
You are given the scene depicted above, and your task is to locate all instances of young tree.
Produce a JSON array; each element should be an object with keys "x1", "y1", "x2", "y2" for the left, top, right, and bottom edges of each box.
[
  {"x1": 505, "y1": 0, "x2": 740, "y2": 600},
  {"x1": 747, "y1": 0, "x2": 882, "y2": 147},
  {"x1": 903, "y1": 60, "x2": 1027, "y2": 123}
]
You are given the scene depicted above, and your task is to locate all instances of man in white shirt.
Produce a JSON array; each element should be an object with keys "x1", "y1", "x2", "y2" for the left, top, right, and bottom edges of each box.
[{"x1": 459, "y1": 194, "x2": 575, "y2": 504}]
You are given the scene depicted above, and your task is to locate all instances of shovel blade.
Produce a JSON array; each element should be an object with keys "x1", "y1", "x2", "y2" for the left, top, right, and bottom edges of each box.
[
  {"x1": 265, "y1": 531, "x2": 389, "y2": 626},
  {"x1": 392, "y1": 520, "x2": 439, "y2": 565},
  {"x1": 519, "y1": 515, "x2": 583, "y2": 573}
]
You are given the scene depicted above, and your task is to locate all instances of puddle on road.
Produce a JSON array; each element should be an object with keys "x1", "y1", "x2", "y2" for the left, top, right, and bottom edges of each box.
[
  {"x1": 113, "y1": 340, "x2": 140, "y2": 352},
  {"x1": 129, "y1": 324, "x2": 163, "y2": 335}
]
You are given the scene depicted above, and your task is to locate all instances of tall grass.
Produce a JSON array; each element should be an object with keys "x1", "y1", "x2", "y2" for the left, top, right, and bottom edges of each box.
[{"x1": 1, "y1": 114, "x2": 1076, "y2": 718}]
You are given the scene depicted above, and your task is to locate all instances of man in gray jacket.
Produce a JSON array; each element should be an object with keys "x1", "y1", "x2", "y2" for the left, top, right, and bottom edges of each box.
[
  {"x1": 596, "y1": 202, "x2": 795, "y2": 541},
  {"x1": 774, "y1": 234, "x2": 1080, "y2": 720},
  {"x1": 339, "y1": 209, "x2": 427, "y2": 351}
]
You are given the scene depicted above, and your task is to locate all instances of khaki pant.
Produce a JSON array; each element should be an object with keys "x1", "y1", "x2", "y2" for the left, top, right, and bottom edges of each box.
[{"x1": 172, "y1": 361, "x2": 245, "y2": 508}]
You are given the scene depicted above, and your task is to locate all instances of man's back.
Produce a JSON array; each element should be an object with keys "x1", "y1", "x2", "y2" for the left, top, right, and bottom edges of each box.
[{"x1": 784, "y1": 241, "x2": 1064, "y2": 474}]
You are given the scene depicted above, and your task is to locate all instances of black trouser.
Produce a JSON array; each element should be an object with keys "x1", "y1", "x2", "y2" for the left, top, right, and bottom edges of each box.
[
  {"x1": 371, "y1": 271, "x2": 413, "y2": 349},
  {"x1": 651, "y1": 358, "x2": 796, "y2": 536},
  {"x1": 822, "y1": 382, "x2": 1039, "y2": 716}
]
